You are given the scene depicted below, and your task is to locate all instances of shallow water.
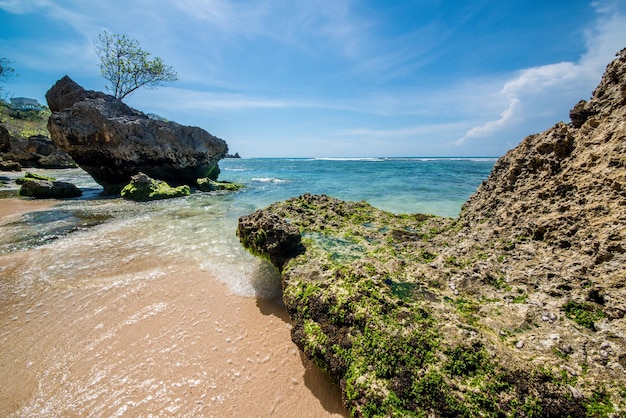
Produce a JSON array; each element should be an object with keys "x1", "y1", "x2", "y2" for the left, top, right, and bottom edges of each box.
[{"x1": 0, "y1": 158, "x2": 494, "y2": 416}]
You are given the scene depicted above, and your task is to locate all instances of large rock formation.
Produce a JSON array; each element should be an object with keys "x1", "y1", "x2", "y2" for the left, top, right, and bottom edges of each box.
[
  {"x1": 46, "y1": 76, "x2": 228, "y2": 194},
  {"x1": 238, "y1": 49, "x2": 626, "y2": 417}
]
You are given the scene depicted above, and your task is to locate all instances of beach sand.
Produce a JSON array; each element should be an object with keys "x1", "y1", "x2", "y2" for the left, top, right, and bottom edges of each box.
[
  {"x1": 0, "y1": 198, "x2": 347, "y2": 417},
  {"x1": 0, "y1": 197, "x2": 58, "y2": 220}
]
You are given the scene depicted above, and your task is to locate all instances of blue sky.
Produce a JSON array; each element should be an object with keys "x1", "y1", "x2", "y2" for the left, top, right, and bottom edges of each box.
[{"x1": 1, "y1": 1, "x2": 625, "y2": 158}]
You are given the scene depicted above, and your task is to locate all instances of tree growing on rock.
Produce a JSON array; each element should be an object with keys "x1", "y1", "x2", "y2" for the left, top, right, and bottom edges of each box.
[{"x1": 94, "y1": 31, "x2": 177, "y2": 101}]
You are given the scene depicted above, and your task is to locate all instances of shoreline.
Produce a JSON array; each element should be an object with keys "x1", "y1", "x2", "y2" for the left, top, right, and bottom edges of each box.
[
  {"x1": 0, "y1": 197, "x2": 58, "y2": 221},
  {"x1": 0, "y1": 197, "x2": 347, "y2": 417}
]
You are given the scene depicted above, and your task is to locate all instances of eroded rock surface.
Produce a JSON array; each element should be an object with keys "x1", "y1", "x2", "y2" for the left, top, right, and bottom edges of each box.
[
  {"x1": 1, "y1": 134, "x2": 75, "y2": 169},
  {"x1": 46, "y1": 76, "x2": 228, "y2": 194},
  {"x1": 120, "y1": 172, "x2": 190, "y2": 201},
  {"x1": 238, "y1": 49, "x2": 626, "y2": 417}
]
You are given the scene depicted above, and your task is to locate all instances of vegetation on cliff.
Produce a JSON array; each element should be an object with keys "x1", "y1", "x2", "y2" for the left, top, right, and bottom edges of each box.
[
  {"x1": 238, "y1": 49, "x2": 626, "y2": 417},
  {"x1": 0, "y1": 101, "x2": 51, "y2": 139}
]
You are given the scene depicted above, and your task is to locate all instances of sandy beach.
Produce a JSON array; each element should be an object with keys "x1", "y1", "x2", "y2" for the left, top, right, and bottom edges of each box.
[
  {"x1": 0, "y1": 197, "x2": 58, "y2": 220},
  {"x1": 0, "y1": 198, "x2": 347, "y2": 417}
]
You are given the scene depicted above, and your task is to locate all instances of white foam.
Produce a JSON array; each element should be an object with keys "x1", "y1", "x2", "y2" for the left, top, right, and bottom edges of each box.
[{"x1": 251, "y1": 177, "x2": 289, "y2": 184}]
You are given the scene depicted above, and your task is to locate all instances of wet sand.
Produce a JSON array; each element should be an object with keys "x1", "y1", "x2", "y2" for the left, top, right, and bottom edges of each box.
[
  {"x1": 0, "y1": 199, "x2": 347, "y2": 417},
  {"x1": 0, "y1": 197, "x2": 58, "y2": 220}
]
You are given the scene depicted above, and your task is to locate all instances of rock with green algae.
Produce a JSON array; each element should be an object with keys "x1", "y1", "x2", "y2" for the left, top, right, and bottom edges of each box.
[
  {"x1": 18, "y1": 177, "x2": 82, "y2": 199},
  {"x1": 120, "y1": 172, "x2": 190, "y2": 201},
  {"x1": 15, "y1": 171, "x2": 56, "y2": 184},
  {"x1": 238, "y1": 48, "x2": 626, "y2": 418},
  {"x1": 196, "y1": 177, "x2": 245, "y2": 192},
  {"x1": 239, "y1": 194, "x2": 589, "y2": 417}
]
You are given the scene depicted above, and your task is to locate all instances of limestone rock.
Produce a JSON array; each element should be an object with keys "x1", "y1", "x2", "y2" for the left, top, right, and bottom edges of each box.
[
  {"x1": 46, "y1": 76, "x2": 228, "y2": 194},
  {"x1": 120, "y1": 172, "x2": 190, "y2": 201},
  {"x1": 237, "y1": 209, "x2": 303, "y2": 270},
  {"x1": 238, "y1": 49, "x2": 626, "y2": 416}
]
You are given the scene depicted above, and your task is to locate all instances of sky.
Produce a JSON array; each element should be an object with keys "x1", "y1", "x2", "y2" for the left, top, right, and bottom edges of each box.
[{"x1": 1, "y1": 1, "x2": 625, "y2": 158}]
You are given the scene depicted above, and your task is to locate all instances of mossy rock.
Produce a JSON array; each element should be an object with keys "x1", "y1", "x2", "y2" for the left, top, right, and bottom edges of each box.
[
  {"x1": 197, "y1": 177, "x2": 245, "y2": 192},
  {"x1": 238, "y1": 194, "x2": 608, "y2": 417},
  {"x1": 120, "y1": 172, "x2": 190, "y2": 201},
  {"x1": 18, "y1": 179, "x2": 82, "y2": 199},
  {"x1": 15, "y1": 171, "x2": 56, "y2": 184}
]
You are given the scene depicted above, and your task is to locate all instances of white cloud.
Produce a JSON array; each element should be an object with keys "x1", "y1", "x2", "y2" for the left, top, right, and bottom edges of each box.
[
  {"x1": 454, "y1": 98, "x2": 520, "y2": 146},
  {"x1": 453, "y1": 1, "x2": 626, "y2": 147}
]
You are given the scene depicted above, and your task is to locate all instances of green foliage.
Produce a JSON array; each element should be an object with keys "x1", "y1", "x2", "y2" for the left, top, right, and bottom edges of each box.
[
  {"x1": 444, "y1": 343, "x2": 489, "y2": 377},
  {"x1": 563, "y1": 301, "x2": 606, "y2": 331},
  {"x1": 95, "y1": 31, "x2": 177, "y2": 100},
  {"x1": 585, "y1": 390, "x2": 615, "y2": 417},
  {"x1": 0, "y1": 103, "x2": 51, "y2": 138},
  {"x1": 418, "y1": 250, "x2": 437, "y2": 263},
  {"x1": 410, "y1": 371, "x2": 470, "y2": 417}
]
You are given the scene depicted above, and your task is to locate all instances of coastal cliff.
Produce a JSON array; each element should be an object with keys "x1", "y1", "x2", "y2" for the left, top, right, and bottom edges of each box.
[{"x1": 238, "y1": 49, "x2": 626, "y2": 417}]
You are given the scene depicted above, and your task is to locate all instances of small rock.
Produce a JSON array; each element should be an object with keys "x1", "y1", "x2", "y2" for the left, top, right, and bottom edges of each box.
[
  {"x1": 18, "y1": 178, "x2": 82, "y2": 199},
  {"x1": 568, "y1": 385, "x2": 583, "y2": 399},
  {"x1": 516, "y1": 340, "x2": 524, "y2": 349}
]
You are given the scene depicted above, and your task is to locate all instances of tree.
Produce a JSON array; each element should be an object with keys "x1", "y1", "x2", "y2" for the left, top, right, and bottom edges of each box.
[
  {"x1": 94, "y1": 31, "x2": 177, "y2": 101},
  {"x1": 0, "y1": 56, "x2": 17, "y2": 99}
]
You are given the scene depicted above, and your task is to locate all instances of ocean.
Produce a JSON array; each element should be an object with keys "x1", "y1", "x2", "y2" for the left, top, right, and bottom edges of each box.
[
  {"x1": 0, "y1": 157, "x2": 495, "y2": 416},
  {"x1": 0, "y1": 157, "x2": 495, "y2": 297}
]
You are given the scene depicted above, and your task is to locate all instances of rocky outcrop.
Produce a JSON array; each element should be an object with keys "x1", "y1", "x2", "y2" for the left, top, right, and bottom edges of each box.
[
  {"x1": 238, "y1": 49, "x2": 626, "y2": 417},
  {"x1": 120, "y1": 172, "x2": 190, "y2": 201},
  {"x1": 1, "y1": 134, "x2": 76, "y2": 169},
  {"x1": 46, "y1": 76, "x2": 228, "y2": 194}
]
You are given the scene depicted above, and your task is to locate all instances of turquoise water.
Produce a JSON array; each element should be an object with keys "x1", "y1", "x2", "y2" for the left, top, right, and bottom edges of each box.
[
  {"x1": 0, "y1": 157, "x2": 495, "y2": 297},
  {"x1": 221, "y1": 157, "x2": 496, "y2": 216}
]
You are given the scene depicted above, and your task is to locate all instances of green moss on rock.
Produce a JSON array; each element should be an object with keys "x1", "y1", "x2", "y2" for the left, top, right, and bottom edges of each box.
[
  {"x1": 238, "y1": 194, "x2": 607, "y2": 417},
  {"x1": 197, "y1": 177, "x2": 244, "y2": 192},
  {"x1": 120, "y1": 172, "x2": 190, "y2": 201},
  {"x1": 15, "y1": 171, "x2": 56, "y2": 184}
]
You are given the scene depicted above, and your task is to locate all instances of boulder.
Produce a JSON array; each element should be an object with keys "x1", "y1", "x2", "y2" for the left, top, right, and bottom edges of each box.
[
  {"x1": 18, "y1": 178, "x2": 82, "y2": 199},
  {"x1": 237, "y1": 210, "x2": 304, "y2": 270},
  {"x1": 197, "y1": 177, "x2": 245, "y2": 192},
  {"x1": 120, "y1": 172, "x2": 190, "y2": 201},
  {"x1": 46, "y1": 76, "x2": 228, "y2": 194}
]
